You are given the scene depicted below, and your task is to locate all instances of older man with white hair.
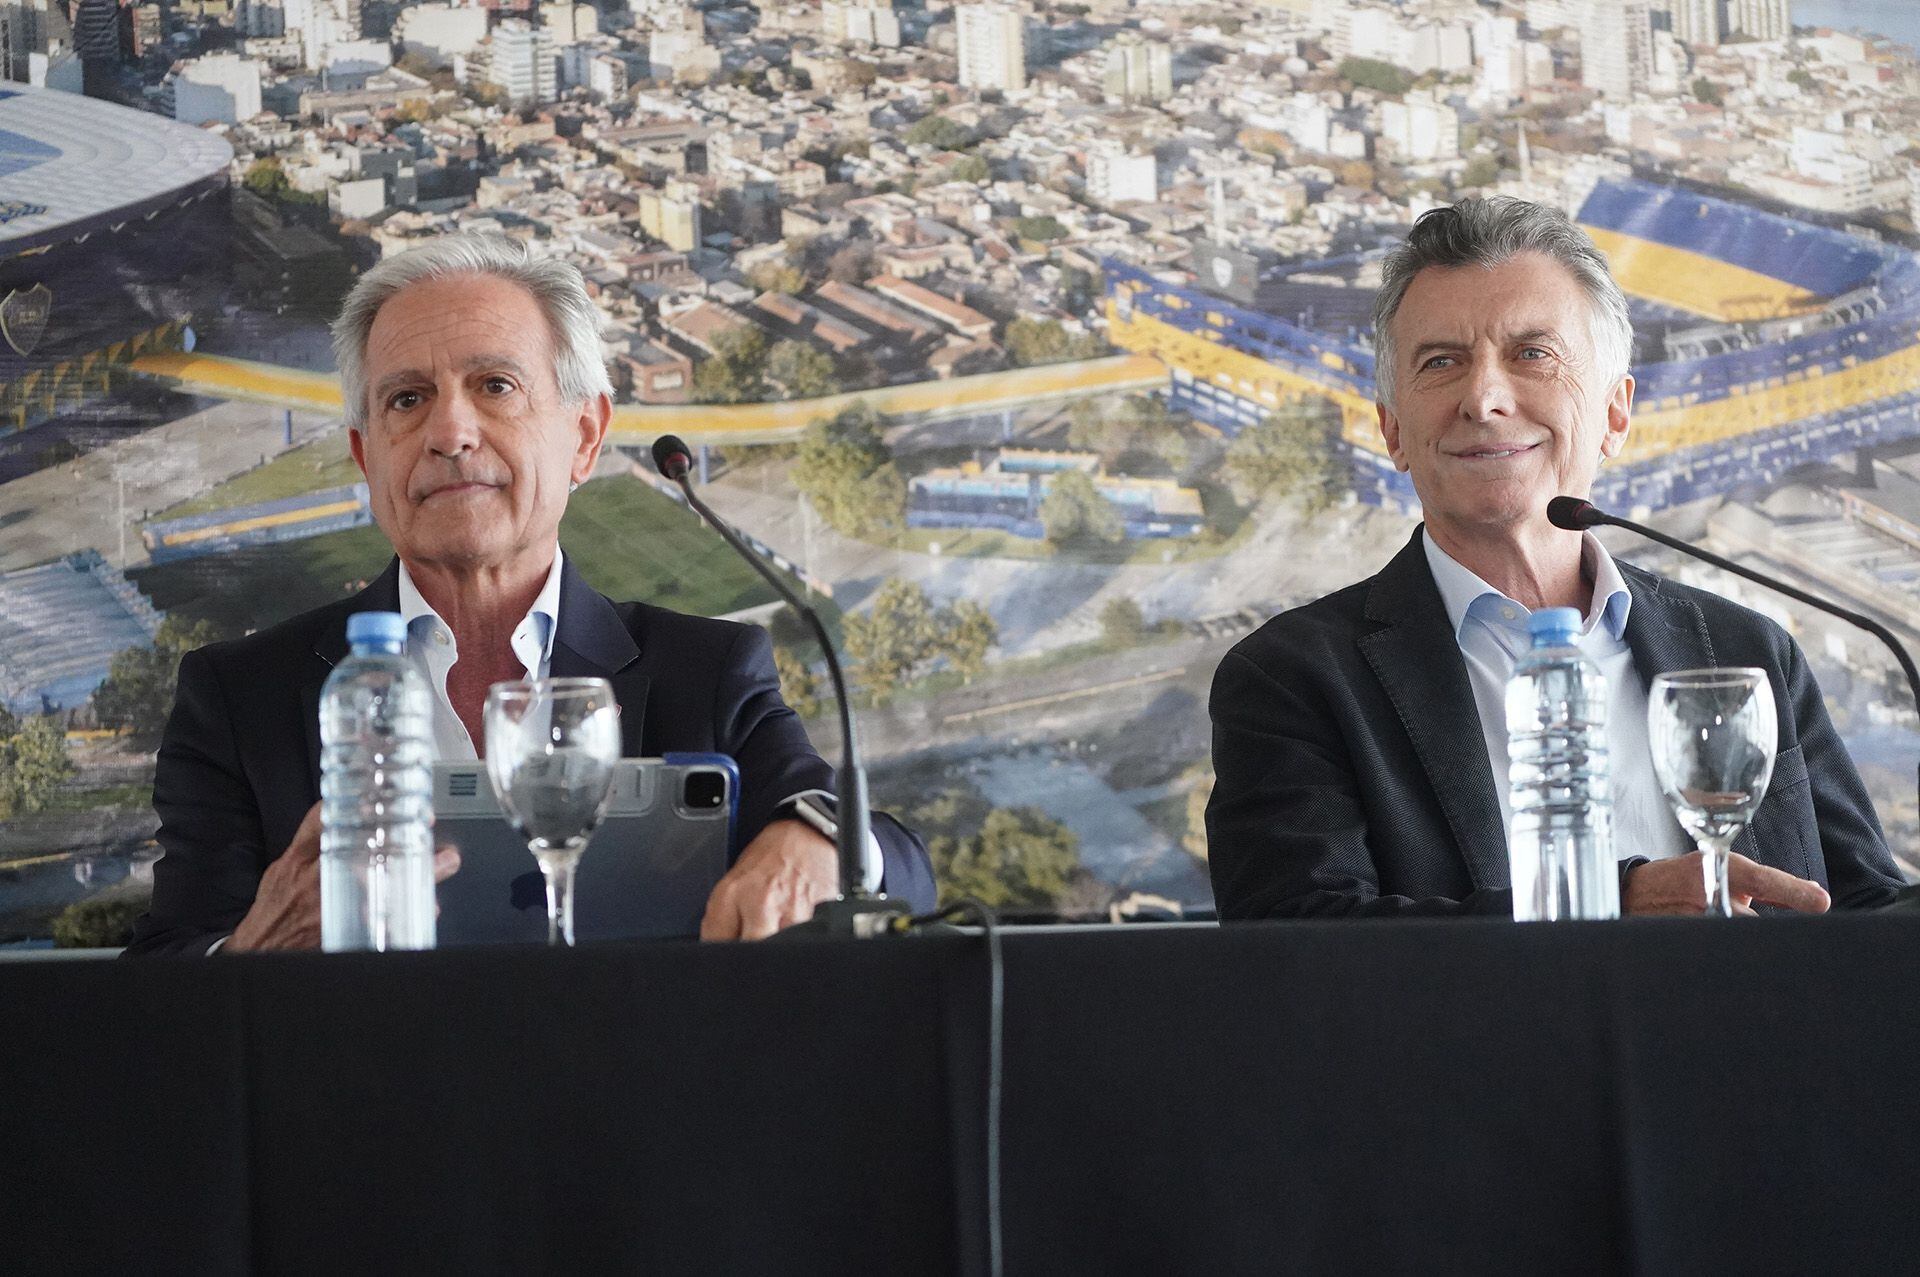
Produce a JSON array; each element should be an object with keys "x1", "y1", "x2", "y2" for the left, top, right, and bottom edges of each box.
[
  {"x1": 129, "y1": 234, "x2": 934, "y2": 954},
  {"x1": 1206, "y1": 197, "x2": 1905, "y2": 919}
]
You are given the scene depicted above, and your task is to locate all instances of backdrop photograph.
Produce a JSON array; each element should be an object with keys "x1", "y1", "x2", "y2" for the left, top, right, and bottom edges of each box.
[{"x1": 2, "y1": 0, "x2": 1917, "y2": 946}]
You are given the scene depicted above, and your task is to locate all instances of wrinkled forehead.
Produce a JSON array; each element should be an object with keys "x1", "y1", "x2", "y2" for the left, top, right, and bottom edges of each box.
[
  {"x1": 1392, "y1": 254, "x2": 1599, "y2": 351},
  {"x1": 365, "y1": 273, "x2": 555, "y2": 373}
]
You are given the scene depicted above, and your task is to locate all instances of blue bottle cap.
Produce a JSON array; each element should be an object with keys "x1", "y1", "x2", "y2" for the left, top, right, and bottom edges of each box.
[
  {"x1": 1526, "y1": 606, "x2": 1582, "y2": 644},
  {"x1": 345, "y1": 610, "x2": 407, "y2": 649}
]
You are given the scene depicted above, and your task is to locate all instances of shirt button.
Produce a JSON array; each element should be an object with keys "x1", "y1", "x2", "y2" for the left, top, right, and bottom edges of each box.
[
  {"x1": 435, "y1": 629, "x2": 449, "y2": 645},
  {"x1": 1501, "y1": 606, "x2": 1517, "y2": 621}
]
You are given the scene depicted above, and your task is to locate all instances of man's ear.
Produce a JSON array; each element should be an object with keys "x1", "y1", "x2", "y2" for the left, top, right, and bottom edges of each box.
[
  {"x1": 571, "y1": 393, "x2": 613, "y2": 484},
  {"x1": 1377, "y1": 401, "x2": 1408, "y2": 472},
  {"x1": 1600, "y1": 373, "x2": 1634, "y2": 460},
  {"x1": 348, "y1": 427, "x2": 369, "y2": 478}
]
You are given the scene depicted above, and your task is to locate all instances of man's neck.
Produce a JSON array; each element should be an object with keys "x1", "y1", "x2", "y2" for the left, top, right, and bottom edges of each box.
[
  {"x1": 404, "y1": 550, "x2": 553, "y2": 656},
  {"x1": 1425, "y1": 517, "x2": 1591, "y2": 614}
]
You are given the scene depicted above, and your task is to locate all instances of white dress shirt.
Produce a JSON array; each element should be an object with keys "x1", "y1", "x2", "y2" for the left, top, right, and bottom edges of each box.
[
  {"x1": 399, "y1": 551, "x2": 565, "y2": 761},
  {"x1": 1422, "y1": 531, "x2": 1690, "y2": 864}
]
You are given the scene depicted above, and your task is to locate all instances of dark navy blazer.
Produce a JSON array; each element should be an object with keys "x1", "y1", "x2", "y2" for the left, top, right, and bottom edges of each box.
[
  {"x1": 127, "y1": 557, "x2": 935, "y2": 954},
  {"x1": 1207, "y1": 527, "x2": 1907, "y2": 919}
]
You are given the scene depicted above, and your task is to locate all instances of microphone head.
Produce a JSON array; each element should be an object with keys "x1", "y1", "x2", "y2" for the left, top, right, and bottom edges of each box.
[
  {"x1": 652, "y1": 434, "x2": 693, "y2": 481},
  {"x1": 1547, "y1": 496, "x2": 1603, "y2": 531}
]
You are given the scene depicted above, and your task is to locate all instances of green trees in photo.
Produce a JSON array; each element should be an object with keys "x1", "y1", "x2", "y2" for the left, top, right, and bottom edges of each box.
[
  {"x1": 904, "y1": 114, "x2": 975, "y2": 151},
  {"x1": 949, "y1": 153, "x2": 991, "y2": 183},
  {"x1": 767, "y1": 340, "x2": 841, "y2": 398},
  {"x1": 1099, "y1": 596, "x2": 1146, "y2": 646},
  {"x1": 0, "y1": 709, "x2": 75, "y2": 819},
  {"x1": 53, "y1": 894, "x2": 148, "y2": 948},
  {"x1": 747, "y1": 260, "x2": 808, "y2": 296},
  {"x1": 692, "y1": 327, "x2": 771, "y2": 404},
  {"x1": 773, "y1": 644, "x2": 822, "y2": 718},
  {"x1": 92, "y1": 617, "x2": 222, "y2": 744},
  {"x1": 844, "y1": 577, "x2": 1001, "y2": 702},
  {"x1": 1067, "y1": 394, "x2": 1179, "y2": 468},
  {"x1": 938, "y1": 599, "x2": 997, "y2": 682},
  {"x1": 1005, "y1": 317, "x2": 1106, "y2": 367},
  {"x1": 1223, "y1": 400, "x2": 1348, "y2": 514},
  {"x1": 1012, "y1": 215, "x2": 1068, "y2": 243},
  {"x1": 1338, "y1": 56, "x2": 1413, "y2": 96},
  {"x1": 1040, "y1": 469, "x2": 1124, "y2": 546},
  {"x1": 792, "y1": 404, "x2": 906, "y2": 538},
  {"x1": 927, "y1": 807, "x2": 1080, "y2": 910}
]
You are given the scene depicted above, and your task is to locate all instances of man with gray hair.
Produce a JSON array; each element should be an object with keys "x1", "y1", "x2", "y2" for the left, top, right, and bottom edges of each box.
[
  {"x1": 129, "y1": 234, "x2": 934, "y2": 954},
  {"x1": 1205, "y1": 197, "x2": 1904, "y2": 918}
]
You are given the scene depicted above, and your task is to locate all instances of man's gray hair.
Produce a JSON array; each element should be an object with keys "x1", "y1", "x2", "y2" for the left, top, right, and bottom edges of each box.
[
  {"x1": 331, "y1": 233, "x2": 614, "y2": 431},
  {"x1": 1370, "y1": 197, "x2": 1634, "y2": 407}
]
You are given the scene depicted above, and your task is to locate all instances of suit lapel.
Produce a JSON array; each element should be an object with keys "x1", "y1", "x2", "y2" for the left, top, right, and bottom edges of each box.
[
  {"x1": 548, "y1": 557, "x2": 649, "y2": 757},
  {"x1": 1357, "y1": 528, "x2": 1511, "y2": 890},
  {"x1": 1619, "y1": 563, "x2": 1717, "y2": 683}
]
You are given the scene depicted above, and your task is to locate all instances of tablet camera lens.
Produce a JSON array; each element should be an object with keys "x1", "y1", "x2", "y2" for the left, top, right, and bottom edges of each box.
[{"x1": 683, "y1": 771, "x2": 726, "y2": 809}]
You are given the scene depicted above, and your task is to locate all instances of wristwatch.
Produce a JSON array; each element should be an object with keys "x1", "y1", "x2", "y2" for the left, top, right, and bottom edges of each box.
[
  {"x1": 774, "y1": 790, "x2": 886, "y2": 893},
  {"x1": 775, "y1": 790, "x2": 840, "y2": 842}
]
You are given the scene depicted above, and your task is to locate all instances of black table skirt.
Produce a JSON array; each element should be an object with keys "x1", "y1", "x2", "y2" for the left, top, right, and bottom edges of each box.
[{"x1": 7, "y1": 916, "x2": 1919, "y2": 1275}]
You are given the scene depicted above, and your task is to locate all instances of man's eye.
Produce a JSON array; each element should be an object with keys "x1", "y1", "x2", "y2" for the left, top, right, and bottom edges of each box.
[
  {"x1": 1420, "y1": 355, "x2": 1455, "y2": 370},
  {"x1": 388, "y1": 390, "x2": 423, "y2": 411},
  {"x1": 1518, "y1": 346, "x2": 1550, "y2": 360},
  {"x1": 482, "y1": 376, "x2": 516, "y2": 395}
]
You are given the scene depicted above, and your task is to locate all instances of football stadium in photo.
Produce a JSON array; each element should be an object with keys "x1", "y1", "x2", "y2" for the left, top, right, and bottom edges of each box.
[
  {"x1": 1107, "y1": 177, "x2": 1920, "y2": 514},
  {"x1": 0, "y1": 84, "x2": 231, "y2": 713},
  {"x1": 0, "y1": 82, "x2": 232, "y2": 435}
]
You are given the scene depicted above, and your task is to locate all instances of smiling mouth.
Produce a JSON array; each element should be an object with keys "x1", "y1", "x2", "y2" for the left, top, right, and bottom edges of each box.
[{"x1": 1454, "y1": 443, "x2": 1541, "y2": 461}]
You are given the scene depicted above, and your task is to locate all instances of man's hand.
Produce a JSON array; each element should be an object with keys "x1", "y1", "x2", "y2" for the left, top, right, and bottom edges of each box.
[
  {"x1": 1624, "y1": 851, "x2": 1830, "y2": 917},
  {"x1": 227, "y1": 803, "x2": 462, "y2": 952},
  {"x1": 700, "y1": 818, "x2": 838, "y2": 941}
]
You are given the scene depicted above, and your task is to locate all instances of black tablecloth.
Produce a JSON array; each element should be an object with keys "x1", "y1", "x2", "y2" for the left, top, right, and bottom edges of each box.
[{"x1": 7, "y1": 916, "x2": 1920, "y2": 1274}]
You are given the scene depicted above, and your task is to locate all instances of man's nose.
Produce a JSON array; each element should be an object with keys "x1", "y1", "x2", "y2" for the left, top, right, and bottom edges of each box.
[
  {"x1": 1457, "y1": 357, "x2": 1516, "y2": 422},
  {"x1": 422, "y1": 386, "x2": 482, "y2": 456}
]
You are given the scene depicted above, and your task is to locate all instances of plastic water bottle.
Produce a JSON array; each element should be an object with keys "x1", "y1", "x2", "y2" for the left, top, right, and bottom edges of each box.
[
  {"x1": 320, "y1": 611, "x2": 437, "y2": 951},
  {"x1": 1505, "y1": 607, "x2": 1619, "y2": 922}
]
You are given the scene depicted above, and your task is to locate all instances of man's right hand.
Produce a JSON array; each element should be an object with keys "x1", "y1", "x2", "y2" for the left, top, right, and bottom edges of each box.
[
  {"x1": 1624, "y1": 850, "x2": 1830, "y2": 917},
  {"x1": 226, "y1": 804, "x2": 461, "y2": 952}
]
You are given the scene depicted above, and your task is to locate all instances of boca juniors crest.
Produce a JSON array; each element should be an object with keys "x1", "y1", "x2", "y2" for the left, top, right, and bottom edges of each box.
[{"x1": 0, "y1": 283, "x2": 51, "y2": 358}]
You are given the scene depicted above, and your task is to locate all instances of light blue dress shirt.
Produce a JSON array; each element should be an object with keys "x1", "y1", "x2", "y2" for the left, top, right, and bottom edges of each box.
[{"x1": 1422, "y1": 531, "x2": 1690, "y2": 864}]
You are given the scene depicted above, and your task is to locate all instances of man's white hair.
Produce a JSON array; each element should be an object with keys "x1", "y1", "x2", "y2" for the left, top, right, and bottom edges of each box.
[
  {"x1": 1370, "y1": 196, "x2": 1634, "y2": 407},
  {"x1": 331, "y1": 233, "x2": 614, "y2": 431}
]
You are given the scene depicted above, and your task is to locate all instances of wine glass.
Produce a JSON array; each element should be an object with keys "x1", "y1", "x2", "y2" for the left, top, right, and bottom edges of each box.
[
  {"x1": 483, "y1": 678, "x2": 621, "y2": 946},
  {"x1": 1647, "y1": 668, "x2": 1777, "y2": 917}
]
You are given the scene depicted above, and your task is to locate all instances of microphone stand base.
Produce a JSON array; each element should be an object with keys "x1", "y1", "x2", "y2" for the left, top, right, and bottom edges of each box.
[{"x1": 778, "y1": 896, "x2": 914, "y2": 940}]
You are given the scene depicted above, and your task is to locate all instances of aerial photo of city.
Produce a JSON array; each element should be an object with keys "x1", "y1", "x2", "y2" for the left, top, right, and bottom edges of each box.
[{"x1": 2, "y1": 0, "x2": 1919, "y2": 944}]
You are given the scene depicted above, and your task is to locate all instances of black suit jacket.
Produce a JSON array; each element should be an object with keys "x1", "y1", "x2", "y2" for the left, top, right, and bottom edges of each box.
[
  {"x1": 1207, "y1": 527, "x2": 1906, "y2": 919},
  {"x1": 127, "y1": 558, "x2": 935, "y2": 955}
]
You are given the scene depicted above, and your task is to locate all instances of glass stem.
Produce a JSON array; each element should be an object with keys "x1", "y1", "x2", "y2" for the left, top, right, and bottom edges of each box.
[
  {"x1": 1700, "y1": 836, "x2": 1734, "y2": 917},
  {"x1": 534, "y1": 847, "x2": 582, "y2": 947}
]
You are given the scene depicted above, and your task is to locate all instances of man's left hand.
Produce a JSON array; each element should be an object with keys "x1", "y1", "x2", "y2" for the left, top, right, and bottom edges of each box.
[{"x1": 700, "y1": 819, "x2": 838, "y2": 940}]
